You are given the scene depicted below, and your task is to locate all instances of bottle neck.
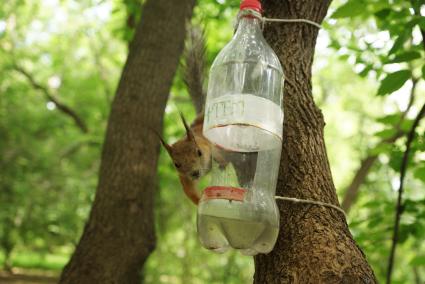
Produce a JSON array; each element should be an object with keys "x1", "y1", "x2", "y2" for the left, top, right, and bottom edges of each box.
[{"x1": 234, "y1": 16, "x2": 262, "y2": 38}]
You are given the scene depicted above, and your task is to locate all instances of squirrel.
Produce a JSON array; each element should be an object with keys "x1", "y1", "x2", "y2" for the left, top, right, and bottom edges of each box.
[
  {"x1": 153, "y1": 25, "x2": 229, "y2": 205},
  {"x1": 153, "y1": 113, "x2": 226, "y2": 205}
]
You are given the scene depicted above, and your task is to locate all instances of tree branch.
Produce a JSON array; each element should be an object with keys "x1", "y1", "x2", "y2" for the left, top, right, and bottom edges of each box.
[
  {"x1": 386, "y1": 4, "x2": 425, "y2": 280},
  {"x1": 386, "y1": 101, "x2": 425, "y2": 284},
  {"x1": 12, "y1": 65, "x2": 88, "y2": 133},
  {"x1": 60, "y1": 139, "x2": 101, "y2": 158}
]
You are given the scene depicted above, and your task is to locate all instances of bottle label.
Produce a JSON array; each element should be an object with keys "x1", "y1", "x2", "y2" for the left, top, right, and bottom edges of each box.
[
  {"x1": 201, "y1": 186, "x2": 246, "y2": 202},
  {"x1": 203, "y1": 94, "x2": 283, "y2": 152}
]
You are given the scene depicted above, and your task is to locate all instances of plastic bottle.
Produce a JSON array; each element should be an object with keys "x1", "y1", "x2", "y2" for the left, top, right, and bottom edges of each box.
[{"x1": 197, "y1": 0, "x2": 284, "y2": 255}]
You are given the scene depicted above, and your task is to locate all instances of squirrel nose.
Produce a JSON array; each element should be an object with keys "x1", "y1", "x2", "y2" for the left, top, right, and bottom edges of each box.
[{"x1": 191, "y1": 171, "x2": 200, "y2": 178}]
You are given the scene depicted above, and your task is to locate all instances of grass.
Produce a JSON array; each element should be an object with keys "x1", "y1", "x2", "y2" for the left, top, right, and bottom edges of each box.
[{"x1": 0, "y1": 251, "x2": 69, "y2": 271}]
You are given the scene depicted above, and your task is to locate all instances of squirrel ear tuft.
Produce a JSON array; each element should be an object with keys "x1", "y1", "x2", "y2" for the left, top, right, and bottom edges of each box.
[
  {"x1": 148, "y1": 127, "x2": 173, "y2": 154},
  {"x1": 179, "y1": 112, "x2": 195, "y2": 141}
]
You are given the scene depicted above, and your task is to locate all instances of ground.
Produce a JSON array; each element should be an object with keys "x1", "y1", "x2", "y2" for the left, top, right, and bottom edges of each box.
[{"x1": 0, "y1": 270, "x2": 58, "y2": 284}]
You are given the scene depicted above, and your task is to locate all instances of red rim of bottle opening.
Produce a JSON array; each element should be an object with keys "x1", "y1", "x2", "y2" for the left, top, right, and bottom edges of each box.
[{"x1": 201, "y1": 186, "x2": 247, "y2": 202}]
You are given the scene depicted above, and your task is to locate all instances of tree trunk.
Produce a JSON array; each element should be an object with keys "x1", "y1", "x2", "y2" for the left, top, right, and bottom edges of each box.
[
  {"x1": 59, "y1": 0, "x2": 195, "y2": 283},
  {"x1": 1, "y1": 221, "x2": 14, "y2": 272},
  {"x1": 254, "y1": 1, "x2": 376, "y2": 283}
]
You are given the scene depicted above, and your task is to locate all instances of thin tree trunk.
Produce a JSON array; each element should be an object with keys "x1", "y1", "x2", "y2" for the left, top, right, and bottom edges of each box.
[
  {"x1": 59, "y1": 0, "x2": 195, "y2": 283},
  {"x1": 342, "y1": 77, "x2": 416, "y2": 213},
  {"x1": 341, "y1": 156, "x2": 377, "y2": 212},
  {"x1": 254, "y1": 0, "x2": 376, "y2": 282},
  {"x1": 1, "y1": 223, "x2": 14, "y2": 272}
]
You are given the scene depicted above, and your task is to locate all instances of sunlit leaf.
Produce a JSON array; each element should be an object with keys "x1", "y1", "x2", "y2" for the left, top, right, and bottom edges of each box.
[
  {"x1": 369, "y1": 143, "x2": 393, "y2": 155},
  {"x1": 389, "y1": 31, "x2": 410, "y2": 54},
  {"x1": 374, "y1": 128, "x2": 397, "y2": 139},
  {"x1": 332, "y1": 1, "x2": 365, "y2": 19},
  {"x1": 388, "y1": 51, "x2": 421, "y2": 63},
  {"x1": 413, "y1": 166, "x2": 425, "y2": 183},
  {"x1": 411, "y1": 255, "x2": 425, "y2": 266},
  {"x1": 376, "y1": 114, "x2": 401, "y2": 125},
  {"x1": 377, "y1": 70, "x2": 411, "y2": 96}
]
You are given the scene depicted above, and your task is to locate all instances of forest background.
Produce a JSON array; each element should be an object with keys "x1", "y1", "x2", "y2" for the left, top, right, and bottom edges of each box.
[{"x1": 0, "y1": 0, "x2": 424, "y2": 283}]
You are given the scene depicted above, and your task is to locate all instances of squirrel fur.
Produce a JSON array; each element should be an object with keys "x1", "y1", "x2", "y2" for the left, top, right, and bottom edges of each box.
[
  {"x1": 155, "y1": 113, "x2": 226, "y2": 205},
  {"x1": 155, "y1": 25, "x2": 226, "y2": 205}
]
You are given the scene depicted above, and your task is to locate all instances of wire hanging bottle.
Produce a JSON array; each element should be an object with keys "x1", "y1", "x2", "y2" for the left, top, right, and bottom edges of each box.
[{"x1": 197, "y1": 0, "x2": 284, "y2": 255}]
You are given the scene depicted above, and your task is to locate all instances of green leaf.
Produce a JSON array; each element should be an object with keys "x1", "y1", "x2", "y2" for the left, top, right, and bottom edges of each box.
[
  {"x1": 400, "y1": 119, "x2": 413, "y2": 133},
  {"x1": 419, "y1": 17, "x2": 425, "y2": 30},
  {"x1": 376, "y1": 114, "x2": 402, "y2": 125},
  {"x1": 413, "y1": 166, "x2": 425, "y2": 183},
  {"x1": 339, "y1": 54, "x2": 350, "y2": 61},
  {"x1": 374, "y1": 128, "x2": 397, "y2": 139},
  {"x1": 388, "y1": 51, "x2": 421, "y2": 63},
  {"x1": 358, "y1": 65, "x2": 372, "y2": 77},
  {"x1": 363, "y1": 199, "x2": 383, "y2": 209},
  {"x1": 374, "y1": 8, "x2": 391, "y2": 19},
  {"x1": 369, "y1": 143, "x2": 393, "y2": 155},
  {"x1": 422, "y1": 65, "x2": 425, "y2": 80},
  {"x1": 367, "y1": 217, "x2": 383, "y2": 229},
  {"x1": 398, "y1": 223, "x2": 420, "y2": 243},
  {"x1": 403, "y1": 199, "x2": 421, "y2": 213},
  {"x1": 329, "y1": 39, "x2": 341, "y2": 49},
  {"x1": 332, "y1": 1, "x2": 365, "y2": 19},
  {"x1": 411, "y1": 255, "x2": 425, "y2": 266},
  {"x1": 377, "y1": 70, "x2": 411, "y2": 96},
  {"x1": 389, "y1": 148, "x2": 403, "y2": 171},
  {"x1": 389, "y1": 31, "x2": 410, "y2": 54}
]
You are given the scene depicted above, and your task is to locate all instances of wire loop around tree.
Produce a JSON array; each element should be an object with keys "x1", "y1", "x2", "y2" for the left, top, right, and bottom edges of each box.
[
  {"x1": 236, "y1": 9, "x2": 322, "y2": 30},
  {"x1": 275, "y1": 196, "x2": 346, "y2": 218}
]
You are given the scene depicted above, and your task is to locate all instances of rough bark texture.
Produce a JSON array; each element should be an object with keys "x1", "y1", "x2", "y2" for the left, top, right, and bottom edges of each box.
[
  {"x1": 59, "y1": 0, "x2": 195, "y2": 283},
  {"x1": 254, "y1": 1, "x2": 377, "y2": 283}
]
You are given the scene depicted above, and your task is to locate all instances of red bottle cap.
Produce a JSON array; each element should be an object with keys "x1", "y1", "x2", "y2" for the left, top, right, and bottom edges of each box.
[{"x1": 240, "y1": 0, "x2": 262, "y2": 13}]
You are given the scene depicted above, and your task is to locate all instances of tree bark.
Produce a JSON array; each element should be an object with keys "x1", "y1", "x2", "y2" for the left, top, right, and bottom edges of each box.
[
  {"x1": 59, "y1": 0, "x2": 195, "y2": 283},
  {"x1": 254, "y1": 1, "x2": 376, "y2": 283}
]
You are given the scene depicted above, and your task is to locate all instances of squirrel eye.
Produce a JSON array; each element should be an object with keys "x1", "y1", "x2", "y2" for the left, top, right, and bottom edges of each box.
[
  {"x1": 197, "y1": 150, "x2": 202, "y2": 157},
  {"x1": 174, "y1": 163, "x2": 181, "y2": 168}
]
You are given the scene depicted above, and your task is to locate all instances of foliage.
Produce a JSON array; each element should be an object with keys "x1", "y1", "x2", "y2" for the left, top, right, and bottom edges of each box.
[
  {"x1": 0, "y1": 0, "x2": 123, "y2": 270},
  {"x1": 0, "y1": 0, "x2": 424, "y2": 283},
  {"x1": 328, "y1": 0, "x2": 425, "y2": 282}
]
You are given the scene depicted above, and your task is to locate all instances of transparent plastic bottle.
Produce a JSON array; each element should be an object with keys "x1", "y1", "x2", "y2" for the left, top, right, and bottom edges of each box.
[{"x1": 197, "y1": 0, "x2": 284, "y2": 256}]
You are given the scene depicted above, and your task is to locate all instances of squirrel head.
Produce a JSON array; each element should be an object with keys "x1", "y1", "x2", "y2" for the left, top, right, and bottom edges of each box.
[{"x1": 154, "y1": 114, "x2": 211, "y2": 181}]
